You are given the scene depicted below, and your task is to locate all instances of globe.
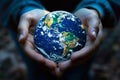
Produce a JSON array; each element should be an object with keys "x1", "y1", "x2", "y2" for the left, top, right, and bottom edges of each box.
[{"x1": 34, "y1": 11, "x2": 86, "y2": 63}]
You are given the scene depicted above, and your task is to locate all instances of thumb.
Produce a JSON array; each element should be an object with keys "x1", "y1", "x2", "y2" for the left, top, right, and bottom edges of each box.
[
  {"x1": 18, "y1": 16, "x2": 30, "y2": 43},
  {"x1": 87, "y1": 15, "x2": 99, "y2": 41}
]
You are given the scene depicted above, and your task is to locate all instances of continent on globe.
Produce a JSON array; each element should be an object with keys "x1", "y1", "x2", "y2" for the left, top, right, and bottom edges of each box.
[{"x1": 34, "y1": 11, "x2": 86, "y2": 63}]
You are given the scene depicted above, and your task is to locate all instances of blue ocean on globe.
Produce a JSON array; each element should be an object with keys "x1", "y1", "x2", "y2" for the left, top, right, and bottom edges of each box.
[{"x1": 34, "y1": 11, "x2": 86, "y2": 62}]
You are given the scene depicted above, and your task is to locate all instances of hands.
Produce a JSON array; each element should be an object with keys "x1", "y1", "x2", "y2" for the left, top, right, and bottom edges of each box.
[
  {"x1": 58, "y1": 8, "x2": 103, "y2": 74},
  {"x1": 17, "y1": 8, "x2": 103, "y2": 77},
  {"x1": 17, "y1": 9, "x2": 58, "y2": 76}
]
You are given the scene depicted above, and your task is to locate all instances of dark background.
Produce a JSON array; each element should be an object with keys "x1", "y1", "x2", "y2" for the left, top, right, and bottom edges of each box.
[{"x1": 0, "y1": 21, "x2": 120, "y2": 80}]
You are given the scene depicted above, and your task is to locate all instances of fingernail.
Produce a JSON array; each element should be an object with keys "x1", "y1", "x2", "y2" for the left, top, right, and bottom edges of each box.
[
  {"x1": 92, "y1": 31, "x2": 96, "y2": 38},
  {"x1": 19, "y1": 34, "x2": 24, "y2": 41},
  {"x1": 19, "y1": 30, "x2": 26, "y2": 40}
]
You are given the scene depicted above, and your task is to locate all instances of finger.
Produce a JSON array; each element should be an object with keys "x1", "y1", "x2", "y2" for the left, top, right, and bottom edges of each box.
[
  {"x1": 71, "y1": 46, "x2": 93, "y2": 63},
  {"x1": 71, "y1": 23, "x2": 103, "y2": 62},
  {"x1": 55, "y1": 67, "x2": 63, "y2": 77},
  {"x1": 44, "y1": 59, "x2": 57, "y2": 71},
  {"x1": 59, "y1": 26, "x2": 103, "y2": 72},
  {"x1": 24, "y1": 36, "x2": 57, "y2": 72},
  {"x1": 58, "y1": 60, "x2": 72, "y2": 72},
  {"x1": 18, "y1": 15, "x2": 30, "y2": 43},
  {"x1": 58, "y1": 14, "x2": 103, "y2": 73},
  {"x1": 24, "y1": 41, "x2": 46, "y2": 64},
  {"x1": 27, "y1": 34, "x2": 34, "y2": 46},
  {"x1": 94, "y1": 23, "x2": 103, "y2": 46},
  {"x1": 87, "y1": 15, "x2": 99, "y2": 41},
  {"x1": 58, "y1": 29, "x2": 101, "y2": 73}
]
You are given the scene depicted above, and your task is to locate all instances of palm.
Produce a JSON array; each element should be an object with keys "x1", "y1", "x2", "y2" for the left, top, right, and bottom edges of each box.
[
  {"x1": 18, "y1": 9, "x2": 58, "y2": 76},
  {"x1": 58, "y1": 8, "x2": 103, "y2": 73}
]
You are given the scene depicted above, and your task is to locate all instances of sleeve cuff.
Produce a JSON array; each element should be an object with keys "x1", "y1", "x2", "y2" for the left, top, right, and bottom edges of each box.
[
  {"x1": 84, "y1": 4, "x2": 104, "y2": 19},
  {"x1": 20, "y1": 7, "x2": 45, "y2": 15},
  {"x1": 75, "y1": 3, "x2": 104, "y2": 19}
]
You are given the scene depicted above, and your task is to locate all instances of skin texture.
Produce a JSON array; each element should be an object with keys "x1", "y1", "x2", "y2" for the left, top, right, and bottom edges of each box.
[
  {"x1": 18, "y1": 8, "x2": 103, "y2": 77},
  {"x1": 18, "y1": 9, "x2": 58, "y2": 75}
]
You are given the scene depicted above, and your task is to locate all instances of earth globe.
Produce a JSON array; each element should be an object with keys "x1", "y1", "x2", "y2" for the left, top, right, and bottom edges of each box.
[{"x1": 34, "y1": 11, "x2": 86, "y2": 63}]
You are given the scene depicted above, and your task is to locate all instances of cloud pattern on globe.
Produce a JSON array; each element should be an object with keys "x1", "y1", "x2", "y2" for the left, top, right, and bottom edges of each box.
[{"x1": 34, "y1": 11, "x2": 86, "y2": 62}]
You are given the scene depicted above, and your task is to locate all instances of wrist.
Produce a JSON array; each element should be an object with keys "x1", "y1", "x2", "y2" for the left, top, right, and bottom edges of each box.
[
  {"x1": 20, "y1": 7, "x2": 49, "y2": 16},
  {"x1": 88, "y1": 9, "x2": 100, "y2": 18}
]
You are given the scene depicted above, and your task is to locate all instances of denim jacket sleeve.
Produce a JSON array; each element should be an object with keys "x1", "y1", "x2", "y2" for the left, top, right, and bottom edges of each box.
[
  {"x1": 0, "y1": 0, "x2": 120, "y2": 30},
  {"x1": 0, "y1": 0, "x2": 44, "y2": 31},
  {"x1": 76, "y1": 0, "x2": 120, "y2": 28}
]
